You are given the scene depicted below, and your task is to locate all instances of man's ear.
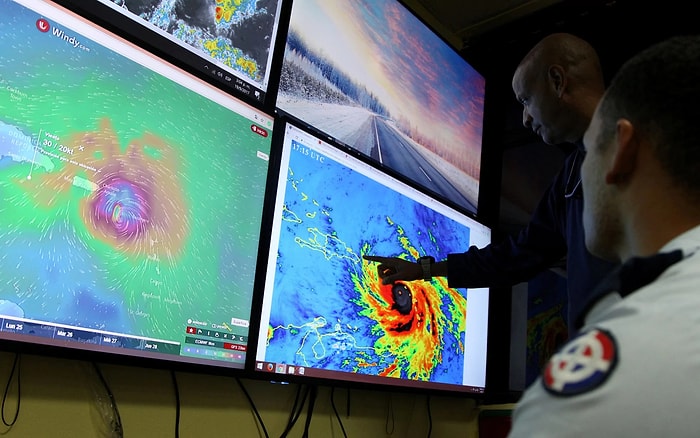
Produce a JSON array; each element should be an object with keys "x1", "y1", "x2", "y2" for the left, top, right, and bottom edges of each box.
[
  {"x1": 548, "y1": 65, "x2": 566, "y2": 97},
  {"x1": 605, "y1": 119, "x2": 639, "y2": 184}
]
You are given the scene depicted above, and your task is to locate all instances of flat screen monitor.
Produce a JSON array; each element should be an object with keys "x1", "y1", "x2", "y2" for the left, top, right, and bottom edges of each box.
[
  {"x1": 0, "y1": 0, "x2": 274, "y2": 371},
  {"x1": 251, "y1": 120, "x2": 491, "y2": 394},
  {"x1": 275, "y1": 0, "x2": 486, "y2": 216},
  {"x1": 53, "y1": 0, "x2": 290, "y2": 109}
]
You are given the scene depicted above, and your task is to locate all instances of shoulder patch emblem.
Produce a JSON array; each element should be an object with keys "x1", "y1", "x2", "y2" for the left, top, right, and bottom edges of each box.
[{"x1": 542, "y1": 328, "x2": 618, "y2": 396}]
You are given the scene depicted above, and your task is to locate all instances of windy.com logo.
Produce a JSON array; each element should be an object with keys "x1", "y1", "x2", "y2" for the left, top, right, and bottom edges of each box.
[{"x1": 36, "y1": 18, "x2": 90, "y2": 52}]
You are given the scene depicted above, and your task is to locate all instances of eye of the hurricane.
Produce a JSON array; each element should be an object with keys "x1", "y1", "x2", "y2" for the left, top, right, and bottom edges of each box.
[
  {"x1": 112, "y1": 203, "x2": 122, "y2": 223},
  {"x1": 91, "y1": 178, "x2": 150, "y2": 240}
]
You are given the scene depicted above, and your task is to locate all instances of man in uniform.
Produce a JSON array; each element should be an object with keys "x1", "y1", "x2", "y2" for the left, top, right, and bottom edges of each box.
[{"x1": 508, "y1": 35, "x2": 700, "y2": 436}]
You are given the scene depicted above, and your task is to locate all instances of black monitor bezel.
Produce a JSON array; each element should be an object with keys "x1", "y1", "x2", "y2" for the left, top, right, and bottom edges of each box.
[
  {"x1": 50, "y1": 0, "x2": 293, "y2": 114},
  {"x1": 244, "y1": 114, "x2": 498, "y2": 398},
  {"x1": 274, "y1": 0, "x2": 489, "y2": 219},
  {"x1": 0, "y1": 0, "x2": 281, "y2": 379}
]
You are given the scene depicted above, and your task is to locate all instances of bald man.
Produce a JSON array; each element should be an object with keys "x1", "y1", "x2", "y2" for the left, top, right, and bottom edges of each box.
[
  {"x1": 364, "y1": 33, "x2": 617, "y2": 337},
  {"x1": 509, "y1": 34, "x2": 700, "y2": 437}
]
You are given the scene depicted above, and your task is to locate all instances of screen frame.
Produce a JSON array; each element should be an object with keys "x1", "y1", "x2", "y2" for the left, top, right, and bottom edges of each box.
[
  {"x1": 0, "y1": 0, "x2": 277, "y2": 376},
  {"x1": 51, "y1": 0, "x2": 293, "y2": 114},
  {"x1": 245, "y1": 115, "x2": 494, "y2": 397},
  {"x1": 273, "y1": 0, "x2": 487, "y2": 219}
]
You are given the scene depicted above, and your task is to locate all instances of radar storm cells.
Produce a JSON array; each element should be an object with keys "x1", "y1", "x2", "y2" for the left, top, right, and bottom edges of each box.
[
  {"x1": 354, "y1": 242, "x2": 467, "y2": 382},
  {"x1": 262, "y1": 134, "x2": 476, "y2": 387}
]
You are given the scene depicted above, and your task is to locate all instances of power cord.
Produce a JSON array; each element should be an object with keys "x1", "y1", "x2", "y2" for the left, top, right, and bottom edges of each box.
[
  {"x1": 385, "y1": 393, "x2": 395, "y2": 435},
  {"x1": 170, "y1": 370, "x2": 180, "y2": 438},
  {"x1": 235, "y1": 378, "x2": 270, "y2": 438},
  {"x1": 300, "y1": 385, "x2": 317, "y2": 438},
  {"x1": 280, "y1": 384, "x2": 310, "y2": 438},
  {"x1": 425, "y1": 394, "x2": 432, "y2": 438},
  {"x1": 91, "y1": 362, "x2": 123, "y2": 438},
  {"x1": 1, "y1": 353, "x2": 21, "y2": 428},
  {"x1": 330, "y1": 386, "x2": 348, "y2": 438}
]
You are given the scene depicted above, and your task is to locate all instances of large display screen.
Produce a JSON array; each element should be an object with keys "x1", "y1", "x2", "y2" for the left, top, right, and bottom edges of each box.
[
  {"x1": 54, "y1": 0, "x2": 289, "y2": 108},
  {"x1": 276, "y1": 0, "x2": 486, "y2": 216},
  {"x1": 252, "y1": 121, "x2": 491, "y2": 394},
  {"x1": 0, "y1": 0, "x2": 274, "y2": 370}
]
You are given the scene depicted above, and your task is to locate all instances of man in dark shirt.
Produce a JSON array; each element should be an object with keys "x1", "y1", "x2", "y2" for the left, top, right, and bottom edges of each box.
[
  {"x1": 509, "y1": 34, "x2": 700, "y2": 437},
  {"x1": 364, "y1": 33, "x2": 617, "y2": 335}
]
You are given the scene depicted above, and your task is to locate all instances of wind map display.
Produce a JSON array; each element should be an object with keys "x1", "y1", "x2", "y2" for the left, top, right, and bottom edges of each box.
[
  {"x1": 0, "y1": 1, "x2": 273, "y2": 367},
  {"x1": 259, "y1": 124, "x2": 490, "y2": 390}
]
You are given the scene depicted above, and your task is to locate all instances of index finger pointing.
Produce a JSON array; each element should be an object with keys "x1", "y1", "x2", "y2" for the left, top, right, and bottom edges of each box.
[{"x1": 363, "y1": 255, "x2": 381, "y2": 262}]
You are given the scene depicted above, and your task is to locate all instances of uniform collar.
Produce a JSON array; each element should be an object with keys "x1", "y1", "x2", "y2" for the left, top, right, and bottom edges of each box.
[
  {"x1": 572, "y1": 250, "x2": 683, "y2": 331},
  {"x1": 573, "y1": 224, "x2": 700, "y2": 330}
]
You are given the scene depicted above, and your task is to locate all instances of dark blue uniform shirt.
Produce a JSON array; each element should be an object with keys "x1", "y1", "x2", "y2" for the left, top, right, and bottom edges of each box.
[{"x1": 446, "y1": 145, "x2": 618, "y2": 334}]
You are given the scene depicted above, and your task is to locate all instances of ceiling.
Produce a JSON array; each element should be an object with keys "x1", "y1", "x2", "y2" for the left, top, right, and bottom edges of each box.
[
  {"x1": 402, "y1": 0, "x2": 697, "y2": 75},
  {"x1": 399, "y1": 0, "x2": 638, "y2": 80},
  {"x1": 403, "y1": 0, "x2": 563, "y2": 51}
]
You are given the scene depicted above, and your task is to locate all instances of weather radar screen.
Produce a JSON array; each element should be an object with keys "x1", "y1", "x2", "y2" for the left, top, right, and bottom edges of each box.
[
  {"x1": 54, "y1": 0, "x2": 288, "y2": 108},
  {"x1": 276, "y1": 0, "x2": 486, "y2": 216},
  {"x1": 0, "y1": 0, "x2": 274, "y2": 370},
  {"x1": 253, "y1": 121, "x2": 491, "y2": 394}
]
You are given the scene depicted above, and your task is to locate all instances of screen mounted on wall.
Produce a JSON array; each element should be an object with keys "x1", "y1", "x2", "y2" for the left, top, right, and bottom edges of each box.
[
  {"x1": 276, "y1": 0, "x2": 486, "y2": 216},
  {"x1": 0, "y1": 0, "x2": 274, "y2": 370},
  {"x1": 252, "y1": 120, "x2": 492, "y2": 394},
  {"x1": 54, "y1": 0, "x2": 289, "y2": 109}
]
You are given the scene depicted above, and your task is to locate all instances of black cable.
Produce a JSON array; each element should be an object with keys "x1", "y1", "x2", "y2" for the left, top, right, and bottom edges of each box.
[
  {"x1": 280, "y1": 384, "x2": 310, "y2": 438},
  {"x1": 426, "y1": 394, "x2": 432, "y2": 438},
  {"x1": 170, "y1": 370, "x2": 180, "y2": 438},
  {"x1": 385, "y1": 393, "x2": 394, "y2": 435},
  {"x1": 235, "y1": 378, "x2": 270, "y2": 438},
  {"x1": 330, "y1": 387, "x2": 348, "y2": 438},
  {"x1": 300, "y1": 385, "x2": 317, "y2": 438},
  {"x1": 282, "y1": 384, "x2": 303, "y2": 437},
  {"x1": 346, "y1": 387, "x2": 350, "y2": 418},
  {"x1": 91, "y1": 362, "x2": 123, "y2": 437},
  {"x1": 1, "y1": 353, "x2": 20, "y2": 427},
  {"x1": 280, "y1": 385, "x2": 307, "y2": 438}
]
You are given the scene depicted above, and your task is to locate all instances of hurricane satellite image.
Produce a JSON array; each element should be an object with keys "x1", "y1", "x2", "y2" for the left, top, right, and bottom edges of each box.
[{"x1": 263, "y1": 137, "x2": 475, "y2": 386}]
